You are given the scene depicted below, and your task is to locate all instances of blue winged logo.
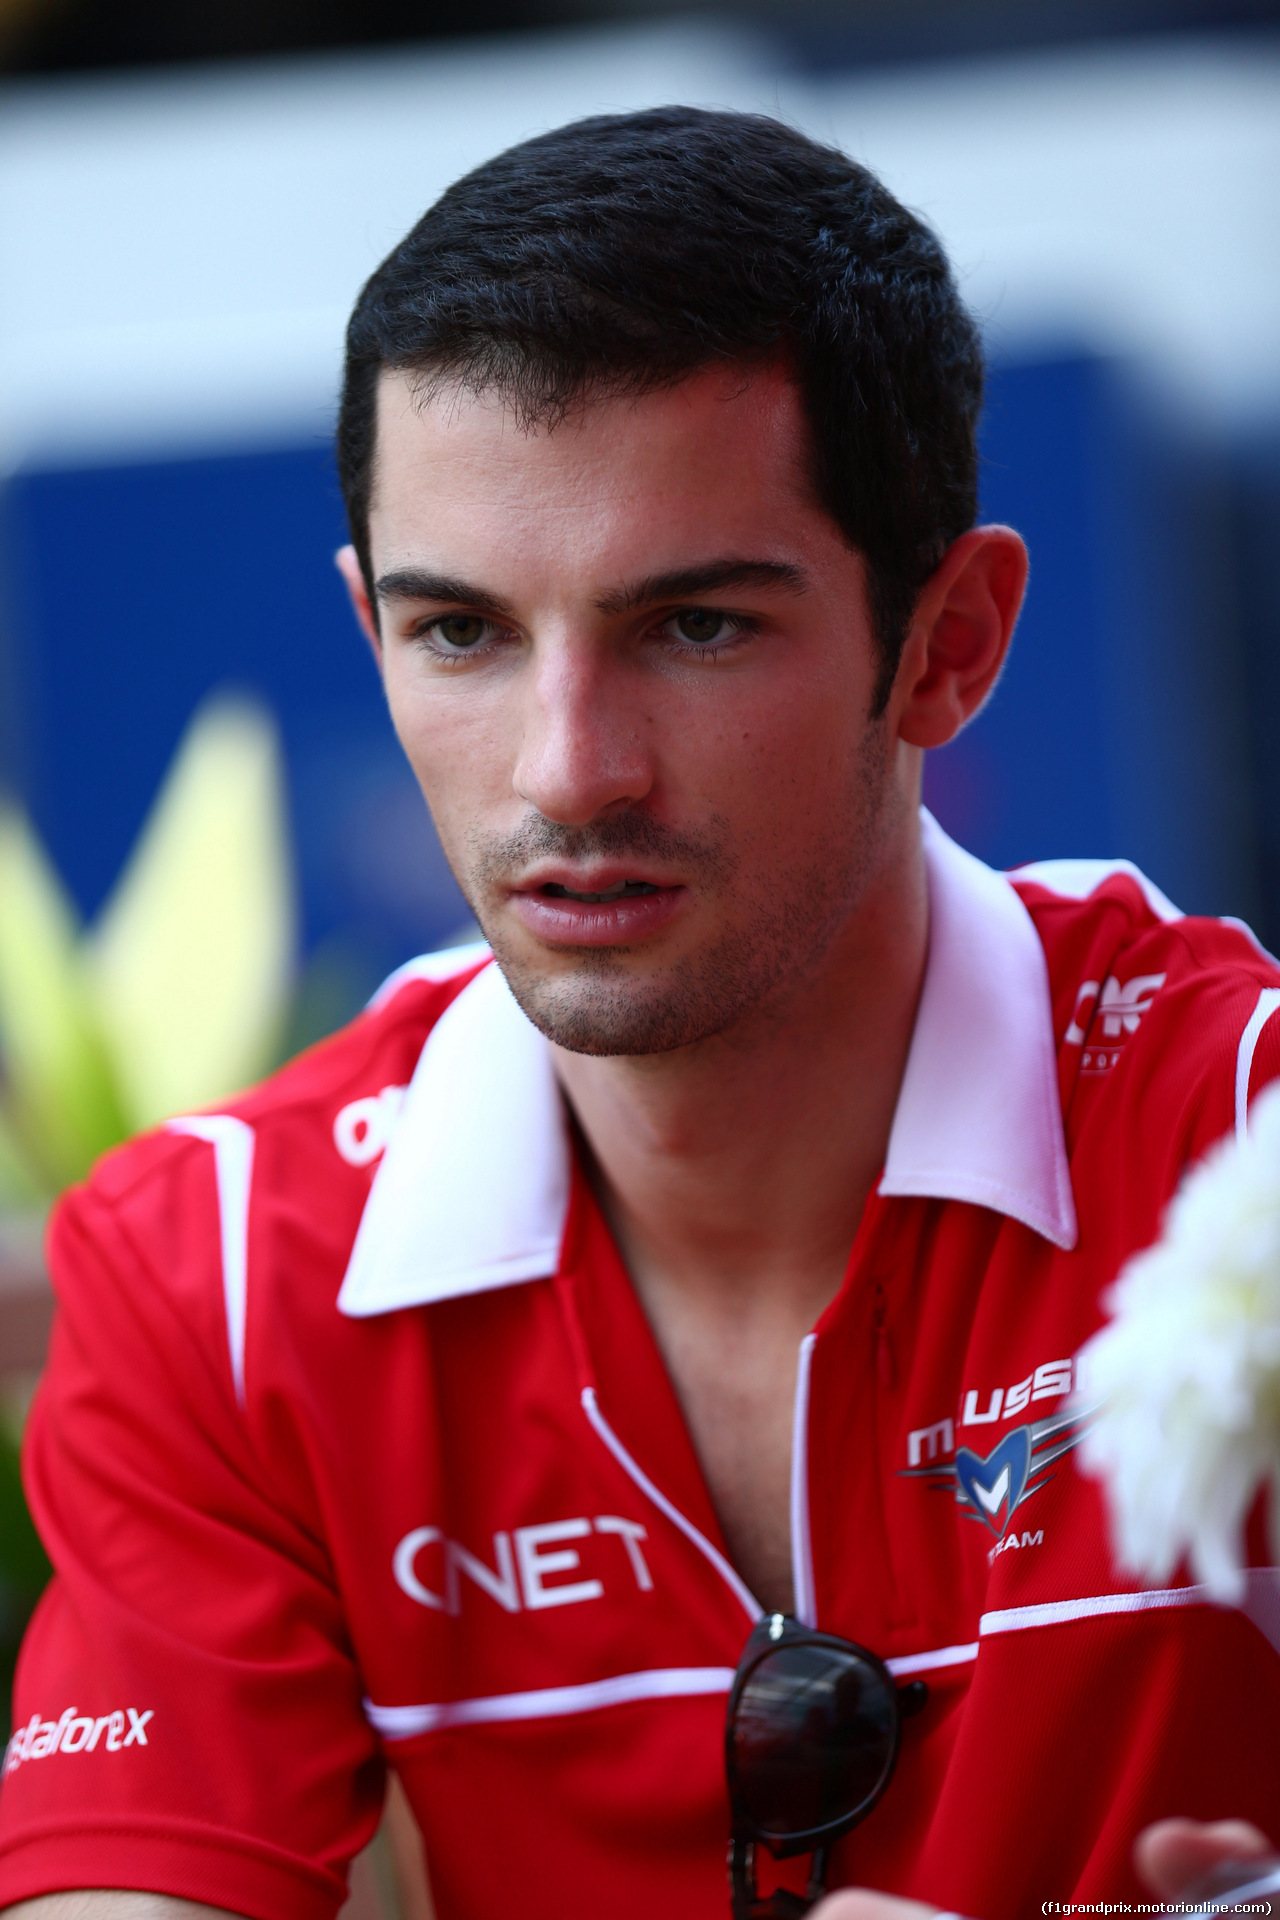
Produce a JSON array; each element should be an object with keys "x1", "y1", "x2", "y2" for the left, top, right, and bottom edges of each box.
[
  {"x1": 954, "y1": 1428, "x2": 1031, "y2": 1535},
  {"x1": 900, "y1": 1406, "x2": 1091, "y2": 1533}
]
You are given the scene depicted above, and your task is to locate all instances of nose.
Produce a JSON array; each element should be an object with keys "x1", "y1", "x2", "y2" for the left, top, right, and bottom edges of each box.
[{"x1": 512, "y1": 637, "x2": 654, "y2": 826}]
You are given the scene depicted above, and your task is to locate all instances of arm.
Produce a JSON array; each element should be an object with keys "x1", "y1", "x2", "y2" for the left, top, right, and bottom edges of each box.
[
  {"x1": 809, "y1": 1820, "x2": 1279, "y2": 1918},
  {"x1": 3, "y1": 1900, "x2": 242, "y2": 1918},
  {"x1": 1135, "y1": 1818, "x2": 1274, "y2": 1897},
  {"x1": 0, "y1": 1149, "x2": 383, "y2": 1917}
]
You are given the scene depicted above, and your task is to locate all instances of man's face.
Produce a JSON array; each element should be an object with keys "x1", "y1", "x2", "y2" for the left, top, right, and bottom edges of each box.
[{"x1": 362, "y1": 362, "x2": 915, "y2": 1056}]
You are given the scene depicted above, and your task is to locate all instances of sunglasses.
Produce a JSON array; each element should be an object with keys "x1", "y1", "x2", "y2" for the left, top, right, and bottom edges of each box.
[{"x1": 724, "y1": 1612, "x2": 929, "y2": 1920}]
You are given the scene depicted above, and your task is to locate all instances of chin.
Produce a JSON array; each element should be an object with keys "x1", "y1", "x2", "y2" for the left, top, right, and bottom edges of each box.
[
  {"x1": 523, "y1": 1005, "x2": 713, "y2": 1059},
  {"x1": 485, "y1": 930, "x2": 786, "y2": 1059},
  {"x1": 506, "y1": 965, "x2": 729, "y2": 1058}
]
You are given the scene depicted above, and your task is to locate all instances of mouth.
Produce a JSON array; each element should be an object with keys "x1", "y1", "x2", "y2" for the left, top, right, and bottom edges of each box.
[
  {"x1": 539, "y1": 880, "x2": 661, "y2": 905},
  {"x1": 506, "y1": 870, "x2": 684, "y2": 946}
]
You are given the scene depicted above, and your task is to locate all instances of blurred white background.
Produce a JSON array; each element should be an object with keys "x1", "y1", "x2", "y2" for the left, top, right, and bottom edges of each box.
[{"x1": 2, "y1": 24, "x2": 1278, "y2": 465}]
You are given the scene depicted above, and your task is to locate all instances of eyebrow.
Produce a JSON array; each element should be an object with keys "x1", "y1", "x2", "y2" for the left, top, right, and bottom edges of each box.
[
  {"x1": 373, "y1": 557, "x2": 810, "y2": 620},
  {"x1": 594, "y1": 558, "x2": 810, "y2": 615},
  {"x1": 374, "y1": 569, "x2": 517, "y2": 619}
]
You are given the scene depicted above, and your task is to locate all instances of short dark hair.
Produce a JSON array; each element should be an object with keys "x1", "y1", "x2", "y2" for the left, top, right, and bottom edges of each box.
[{"x1": 337, "y1": 105, "x2": 983, "y2": 711}]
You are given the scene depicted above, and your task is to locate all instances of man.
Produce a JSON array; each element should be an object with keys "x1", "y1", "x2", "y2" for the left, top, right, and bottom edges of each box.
[{"x1": 0, "y1": 107, "x2": 1277, "y2": 1920}]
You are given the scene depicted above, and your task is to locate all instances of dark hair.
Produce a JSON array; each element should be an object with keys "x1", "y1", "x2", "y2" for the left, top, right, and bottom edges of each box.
[{"x1": 337, "y1": 106, "x2": 983, "y2": 711}]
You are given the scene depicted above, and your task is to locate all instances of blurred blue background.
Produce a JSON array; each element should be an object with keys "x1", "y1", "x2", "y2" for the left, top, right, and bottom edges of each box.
[{"x1": 2, "y1": 7, "x2": 1279, "y2": 1030}]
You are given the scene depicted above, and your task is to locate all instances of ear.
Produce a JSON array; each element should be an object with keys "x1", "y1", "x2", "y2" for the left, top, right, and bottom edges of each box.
[
  {"x1": 893, "y1": 526, "x2": 1028, "y2": 750},
  {"x1": 335, "y1": 544, "x2": 382, "y2": 665}
]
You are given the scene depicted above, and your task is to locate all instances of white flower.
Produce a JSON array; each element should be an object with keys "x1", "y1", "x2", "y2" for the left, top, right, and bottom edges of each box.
[{"x1": 1077, "y1": 1078, "x2": 1280, "y2": 1604}]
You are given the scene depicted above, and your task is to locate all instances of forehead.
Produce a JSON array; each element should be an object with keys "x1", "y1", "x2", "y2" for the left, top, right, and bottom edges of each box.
[{"x1": 366, "y1": 363, "x2": 824, "y2": 571}]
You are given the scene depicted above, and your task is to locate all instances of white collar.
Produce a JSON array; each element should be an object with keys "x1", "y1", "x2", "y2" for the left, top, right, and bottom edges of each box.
[{"x1": 337, "y1": 811, "x2": 1076, "y2": 1318}]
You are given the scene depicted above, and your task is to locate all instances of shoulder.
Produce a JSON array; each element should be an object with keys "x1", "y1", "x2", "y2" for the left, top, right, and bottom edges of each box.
[
  {"x1": 48, "y1": 944, "x2": 494, "y2": 1371},
  {"x1": 1010, "y1": 856, "x2": 1278, "y2": 1024},
  {"x1": 81, "y1": 940, "x2": 491, "y2": 1205},
  {"x1": 236, "y1": 940, "x2": 494, "y2": 1165},
  {"x1": 1010, "y1": 857, "x2": 1280, "y2": 1166}
]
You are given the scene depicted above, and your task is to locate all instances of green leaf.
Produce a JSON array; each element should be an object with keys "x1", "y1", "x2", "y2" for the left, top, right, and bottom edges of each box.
[
  {"x1": 0, "y1": 809, "x2": 128, "y2": 1189},
  {"x1": 86, "y1": 697, "x2": 296, "y2": 1131},
  {"x1": 0, "y1": 1101, "x2": 45, "y2": 1208},
  {"x1": 0, "y1": 1416, "x2": 52, "y2": 1740}
]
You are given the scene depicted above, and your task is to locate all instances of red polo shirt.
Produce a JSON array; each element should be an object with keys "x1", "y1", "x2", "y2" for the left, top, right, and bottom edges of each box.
[{"x1": 2, "y1": 814, "x2": 1279, "y2": 1920}]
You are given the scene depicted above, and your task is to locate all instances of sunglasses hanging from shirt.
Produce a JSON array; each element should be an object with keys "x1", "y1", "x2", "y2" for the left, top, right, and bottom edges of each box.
[{"x1": 724, "y1": 1612, "x2": 929, "y2": 1920}]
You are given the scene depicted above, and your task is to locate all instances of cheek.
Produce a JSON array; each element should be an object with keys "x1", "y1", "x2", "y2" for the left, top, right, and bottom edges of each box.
[
  {"x1": 382, "y1": 662, "x2": 516, "y2": 827},
  {"x1": 382, "y1": 644, "x2": 487, "y2": 743},
  {"x1": 690, "y1": 682, "x2": 861, "y2": 816}
]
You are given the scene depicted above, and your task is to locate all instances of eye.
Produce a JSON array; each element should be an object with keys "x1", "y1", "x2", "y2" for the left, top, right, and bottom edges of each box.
[
  {"x1": 427, "y1": 614, "x2": 495, "y2": 652},
  {"x1": 666, "y1": 608, "x2": 738, "y2": 647}
]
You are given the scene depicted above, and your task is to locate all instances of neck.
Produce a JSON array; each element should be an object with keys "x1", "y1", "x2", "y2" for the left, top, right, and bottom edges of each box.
[{"x1": 552, "y1": 806, "x2": 929, "y2": 1319}]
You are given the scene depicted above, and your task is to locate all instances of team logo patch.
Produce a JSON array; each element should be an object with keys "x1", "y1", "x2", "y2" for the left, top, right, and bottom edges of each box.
[
  {"x1": 1065, "y1": 971, "x2": 1166, "y2": 1077},
  {"x1": 901, "y1": 1406, "x2": 1090, "y2": 1534},
  {"x1": 955, "y1": 1427, "x2": 1031, "y2": 1534}
]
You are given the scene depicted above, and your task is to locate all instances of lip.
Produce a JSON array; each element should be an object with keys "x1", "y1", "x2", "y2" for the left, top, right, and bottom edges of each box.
[
  {"x1": 514, "y1": 864, "x2": 673, "y2": 896},
  {"x1": 507, "y1": 868, "x2": 687, "y2": 947}
]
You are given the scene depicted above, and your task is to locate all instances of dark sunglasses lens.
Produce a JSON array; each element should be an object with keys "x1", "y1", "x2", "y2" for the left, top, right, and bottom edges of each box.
[{"x1": 730, "y1": 1643, "x2": 896, "y2": 1839}]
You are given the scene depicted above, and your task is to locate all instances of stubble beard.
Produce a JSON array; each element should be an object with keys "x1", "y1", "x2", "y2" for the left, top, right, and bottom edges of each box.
[{"x1": 458, "y1": 718, "x2": 895, "y2": 1058}]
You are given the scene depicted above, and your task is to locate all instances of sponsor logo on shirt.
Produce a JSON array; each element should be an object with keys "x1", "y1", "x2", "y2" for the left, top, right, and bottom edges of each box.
[
  {"x1": 900, "y1": 1359, "x2": 1091, "y2": 1535},
  {"x1": 333, "y1": 1085, "x2": 407, "y2": 1166},
  {"x1": 1064, "y1": 972, "x2": 1167, "y2": 1075},
  {"x1": 4, "y1": 1707, "x2": 153, "y2": 1775},
  {"x1": 392, "y1": 1515, "x2": 654, "y2": 1615}
]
